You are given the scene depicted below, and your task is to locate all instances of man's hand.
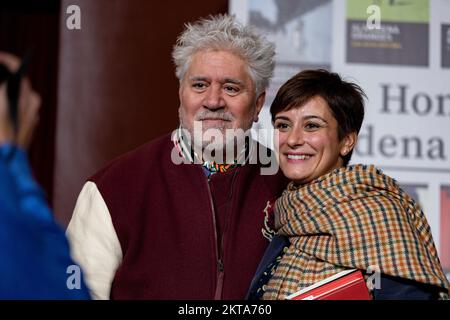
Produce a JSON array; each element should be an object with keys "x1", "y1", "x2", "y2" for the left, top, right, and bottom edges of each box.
[{"x1": 0, "y1": 52, "x2": 41, "y2": 149}]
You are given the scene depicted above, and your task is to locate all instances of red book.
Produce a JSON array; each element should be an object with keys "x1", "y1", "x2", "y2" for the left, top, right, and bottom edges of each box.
[{"x1": 286, "y1": 269, "x2": 371, "y2": 300}]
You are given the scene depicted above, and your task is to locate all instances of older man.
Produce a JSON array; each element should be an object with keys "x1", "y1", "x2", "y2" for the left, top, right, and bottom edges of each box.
[{"x1": 67, "y1": 14, "x2": 288, "y2": 300}]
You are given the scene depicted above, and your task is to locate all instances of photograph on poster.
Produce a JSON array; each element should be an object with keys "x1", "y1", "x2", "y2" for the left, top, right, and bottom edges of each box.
[
  {"x1": 242, "y1": 0, "x2": 333, "y2": 146},
  {"x1": 248, "y1": 0, "x2": 331, "y2": 66}
]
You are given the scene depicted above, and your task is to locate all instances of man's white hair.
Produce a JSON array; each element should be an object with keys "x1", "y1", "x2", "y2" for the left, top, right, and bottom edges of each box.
[{"x1": 172, "y1": 14, "x2": 275, "y2": 96}]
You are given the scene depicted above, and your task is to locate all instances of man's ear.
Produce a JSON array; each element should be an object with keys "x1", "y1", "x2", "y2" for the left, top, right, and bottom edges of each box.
[
  {"x1": 253, "y1": 91, "x2": 266, "y2": 122},
  {"x1": 340, "y1": 131, "x2": 358, "y2": 157}
]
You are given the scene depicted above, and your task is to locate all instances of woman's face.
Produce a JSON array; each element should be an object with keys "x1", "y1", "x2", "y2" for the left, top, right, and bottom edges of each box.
[{"x1": 274, "y1": 96, "x2": 355, "y2": 185}]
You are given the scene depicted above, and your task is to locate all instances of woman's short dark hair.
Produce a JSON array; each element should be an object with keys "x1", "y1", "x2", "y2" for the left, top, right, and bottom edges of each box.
[{"x1": 270, "y1": 69, "x2": 366, "y2": 166}]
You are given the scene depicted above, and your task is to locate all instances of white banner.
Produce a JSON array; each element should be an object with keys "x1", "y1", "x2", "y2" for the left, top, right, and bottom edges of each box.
[{"x1": 231, "y1": 0, "x2": 450, "y2": 281}]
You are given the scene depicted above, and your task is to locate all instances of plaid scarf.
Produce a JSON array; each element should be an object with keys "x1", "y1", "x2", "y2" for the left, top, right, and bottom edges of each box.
[{"x1": 263, "y1": 164, "x2": 450, "y2": 299}]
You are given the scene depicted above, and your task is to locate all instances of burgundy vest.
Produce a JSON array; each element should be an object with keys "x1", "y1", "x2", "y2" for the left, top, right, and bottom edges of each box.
[{"x1": 90, "y1": 133, "x2": 288, "y2": 299}]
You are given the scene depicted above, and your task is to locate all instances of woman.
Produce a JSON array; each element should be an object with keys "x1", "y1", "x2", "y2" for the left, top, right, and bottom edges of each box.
[{"x1": 247, "y1": 69, "x2": 449, "y2": 300}]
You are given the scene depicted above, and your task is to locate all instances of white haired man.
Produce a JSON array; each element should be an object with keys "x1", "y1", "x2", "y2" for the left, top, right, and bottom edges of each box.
[{"x1": 67, "y1": 14, "x2": 288, "y2": 299}]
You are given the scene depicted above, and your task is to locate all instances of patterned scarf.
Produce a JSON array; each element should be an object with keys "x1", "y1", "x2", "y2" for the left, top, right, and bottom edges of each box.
[{"x1": 263, "y1": 164, "x2": 450, "y2": 299}]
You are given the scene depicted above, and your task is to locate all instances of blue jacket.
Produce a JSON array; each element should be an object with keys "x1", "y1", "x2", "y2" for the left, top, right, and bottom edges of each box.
[
  {"x1": 0, "y1": 144, "x2": 90, "y2": 299},
  {"x1": 247, "y1": 235, "x2": 441, "y2": 300}
]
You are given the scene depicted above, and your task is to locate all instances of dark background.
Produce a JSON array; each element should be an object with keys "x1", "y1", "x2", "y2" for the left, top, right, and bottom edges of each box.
[{"x1": 0, "y1": 0, "x2": 228, "y2": 225}]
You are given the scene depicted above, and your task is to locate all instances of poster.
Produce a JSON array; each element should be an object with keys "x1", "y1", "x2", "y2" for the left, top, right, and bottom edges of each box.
[
  {"x1": 231, "y1": 0, "x2": 450, "y2": 281},
  {"x1": 332, "y1": 0, "x2": 450, "y2": 270}
]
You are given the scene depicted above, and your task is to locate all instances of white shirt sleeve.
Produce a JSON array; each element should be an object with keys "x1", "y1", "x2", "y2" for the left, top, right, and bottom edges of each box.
[{"x1": 66, "y1": 181, "x2": 123, "y2": 300}]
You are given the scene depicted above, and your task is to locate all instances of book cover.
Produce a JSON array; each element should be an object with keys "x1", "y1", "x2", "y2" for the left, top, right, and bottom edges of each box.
[{"x1": 286, "y1": 269, "x2": 371, "y2": 300}]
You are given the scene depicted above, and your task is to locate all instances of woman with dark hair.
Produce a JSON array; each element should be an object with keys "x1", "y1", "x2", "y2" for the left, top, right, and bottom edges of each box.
[{"x1": 247, "y1": 69, "x2": 449, "y2": 300}]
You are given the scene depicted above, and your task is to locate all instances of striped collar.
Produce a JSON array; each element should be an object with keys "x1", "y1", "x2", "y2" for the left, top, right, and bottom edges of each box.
[{"x1": 171, "y1": 127, "x2": 252, "y2": 175}]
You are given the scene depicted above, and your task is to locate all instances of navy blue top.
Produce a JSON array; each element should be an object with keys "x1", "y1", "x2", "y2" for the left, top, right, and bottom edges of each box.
[
  {"x1": 247, "y1": 235, "x2": 441, "y2": 300},
  {"x1": 0, "y1": 144, "x2": 90, "y2": 299}
]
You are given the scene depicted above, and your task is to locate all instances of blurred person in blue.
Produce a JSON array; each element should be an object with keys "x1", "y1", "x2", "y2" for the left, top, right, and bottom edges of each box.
[{"x1": 0, "y1": 52, "x2": 90, "y2": 299}]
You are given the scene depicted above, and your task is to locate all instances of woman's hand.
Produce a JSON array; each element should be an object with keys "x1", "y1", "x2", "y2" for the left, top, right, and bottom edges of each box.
[{"x1": 0, "y1": 52, "x2": 41, "y2": 149}]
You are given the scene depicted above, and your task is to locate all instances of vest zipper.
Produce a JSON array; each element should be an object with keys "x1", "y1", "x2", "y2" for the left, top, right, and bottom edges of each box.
[
  {"x1": 215, "y1": 259, "x2": 225, "y2": 299},
  {"x1": 204, "y1": 177, "x2": 224, "y2": 300}
]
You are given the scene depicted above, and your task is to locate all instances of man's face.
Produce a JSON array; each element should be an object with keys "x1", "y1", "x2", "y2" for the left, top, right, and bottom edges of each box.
[{"x1": 178, "y1": 49, "x2": 265, "y2": 150}]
